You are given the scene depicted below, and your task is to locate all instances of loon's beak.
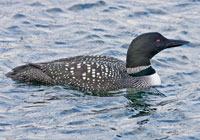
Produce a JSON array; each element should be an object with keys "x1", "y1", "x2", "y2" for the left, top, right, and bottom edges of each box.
[{"x1": 165, "y1": 39, "x2": 190, "y2": 48}]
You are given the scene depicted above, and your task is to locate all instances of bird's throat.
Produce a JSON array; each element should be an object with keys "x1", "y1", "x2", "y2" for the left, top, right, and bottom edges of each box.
[{"x1": 127, "y1": 66, "x2": 156, "y2": 77}]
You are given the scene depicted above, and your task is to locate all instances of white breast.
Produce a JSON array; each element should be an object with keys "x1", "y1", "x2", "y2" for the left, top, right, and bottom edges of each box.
[{"x1": 143, "y1": 72, "x2": 161, "y2": 86}]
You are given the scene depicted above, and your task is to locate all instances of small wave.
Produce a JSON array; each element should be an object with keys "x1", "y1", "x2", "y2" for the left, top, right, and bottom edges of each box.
[
  {"x1": 128, "y1": 11, "x2": 148, "y2": 18},
  {"x1": 35, "y1": 24, "x2": 49, "y2": 28},
  {"x1": 22, "y1": 21, "x2": 30, "y2": 24},
  {"x1": 147, "y1": 8, "x2": 167, "y2": 15},
  {"x1": 88, "y1": 40, "x2": 105, "y2": 44},
  {"x1": 55, "y1": 41, "x2": 66, "y2": 45},
  {"x1": 7, "y1": 25, "x2": 20, "y2": 30},
  {"x1": 30, "y1": 2, "x2": 44, "y2": 7},
  {"x1": 104, "y1": 34, "x2": 117, "y2": 38},
  {"x1": 103, "y1": 6, "x2": 118, "y2": 12},
  {"x1": 6, "y1": 26, "x2": 24, "y2": 34},
  {"x1": 120, "y1": 44, "x2": 129, "y2": 49},
  {"x1": 68, "y1": 1, "x2": 106, "y2": 11},
  {"x1": 129, "y1": 8, "x2": 166, "y2": 18},
  {"x1": 13, "y1": 14, "x2": 26, "y2": 19},
  {"x1": 175, "y1": 3, "x2": 191, "y2": 7},
  {"x1": 100, "y1": 19, "x2": 117, "y2": 26},
  {"x1": 93, "y1": 28, "x2": 105, "y2": 32},
  {"x1": 46, "y1": 8, "x2": 64, "y2": 13},
  {"x1": 85, "y1": 34, "x2": 101, "y2": 39}
]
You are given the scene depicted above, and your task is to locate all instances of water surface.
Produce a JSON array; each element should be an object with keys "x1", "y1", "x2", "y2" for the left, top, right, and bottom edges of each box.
[{"x1": 0, "y1": 0, "x2": 200, "y2": 139}]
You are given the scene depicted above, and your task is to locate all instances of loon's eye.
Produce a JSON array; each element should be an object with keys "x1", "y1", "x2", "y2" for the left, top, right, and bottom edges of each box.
[{"x1": 156, "y1": 39, "x2": 161, "y2": 43}]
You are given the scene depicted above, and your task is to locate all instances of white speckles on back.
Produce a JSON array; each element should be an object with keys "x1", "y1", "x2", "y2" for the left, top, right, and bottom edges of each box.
[
  {"x1": 96, "y1": 63, "x2": 100, "y2": 68},
  {"x1": 104, "y1": 72, "x2": 108, "y2": 76},
  {"x1": 77, "y1": 63, "x2": 81, "y2": 68},
  {"x1": 105, "y1": 67, "x2": 109, "y2": 73},
  {"x1": 31, "y1": 55, "x2": 157, "y2": 91},
  {"x1": 86, "y1": 64, "x2": 91, "y2": 67},
  {"x1": 70, "y1": 70, "x2": 74, "y2": 74},
  {"x1": 82, "y1": 72, "x2": 86, "y2": 76}
]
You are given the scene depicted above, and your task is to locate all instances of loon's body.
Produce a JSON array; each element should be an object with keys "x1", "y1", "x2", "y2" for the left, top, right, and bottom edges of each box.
[
  {"x1": 6, "y1": 32, "x2": 189, "y2": 91},
  {"x1": 6, "y1": 56, "x2": 160, "y2": 91}
]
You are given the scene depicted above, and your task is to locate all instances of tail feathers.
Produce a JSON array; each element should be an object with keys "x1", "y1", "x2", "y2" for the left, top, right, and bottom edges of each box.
[
  {"x1": 12, "y1": 63, "x2": 41, "y2": 71},
  {"x1": 6, "y1": 64, "x2": 30, "y2": 81},
  {"x1": 6, "y1": 63, "x2": 40, "y2": 80},
  {"x1": 6, "y1": 71, "x2": 20, "y2": 81},
  {"x1": 6, "y1": 63, "x2": 55, "y2": 84}
]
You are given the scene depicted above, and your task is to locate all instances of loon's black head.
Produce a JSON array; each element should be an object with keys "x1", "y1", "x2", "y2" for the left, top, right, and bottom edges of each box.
[{"x1": 126, "y1": 32, "x2": 189, "y2": 68}]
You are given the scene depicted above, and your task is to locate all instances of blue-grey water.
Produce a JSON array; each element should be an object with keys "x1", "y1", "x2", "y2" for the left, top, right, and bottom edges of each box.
[{"x1": 0, "y1": 0, "x2": 200, "y2": 139}]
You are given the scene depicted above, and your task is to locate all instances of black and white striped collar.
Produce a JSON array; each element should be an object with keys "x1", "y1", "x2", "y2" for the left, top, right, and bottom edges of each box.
[
  {"x1": 127, "y1": 66, "x2": 156, "y2": 77},
  {"x1": 127, "y1": 65, "x2": 151, "y2": 74}
]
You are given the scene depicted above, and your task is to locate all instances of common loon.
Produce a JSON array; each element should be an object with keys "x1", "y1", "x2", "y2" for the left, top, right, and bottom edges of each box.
[{"x1": 6, "y1": 32, "x2": 189, "y2": 91}]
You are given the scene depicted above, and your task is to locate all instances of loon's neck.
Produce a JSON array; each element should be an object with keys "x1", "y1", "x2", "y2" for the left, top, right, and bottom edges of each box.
[
  {"x1": 126, "y1": 65, "x2": 152, "y2": 76},
  {"x1": 126, "y1": 66, "x2": 161, "y2": 86}
]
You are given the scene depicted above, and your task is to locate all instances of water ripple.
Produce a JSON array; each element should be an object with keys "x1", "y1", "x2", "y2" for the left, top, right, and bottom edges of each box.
[
  {"x1": 30, "y1": 2, "x2": 44, "y2": 7},
  {"x1": 46, "y1": 8, "x2": 64, "y2": 13},
  {"x1": 68, "y1": 1, "x2": 106, "y2": 11},
  {"x1": 13, "y1": 14, "x2": 26, "y2": 19},
  {"x1": 0, "y1": 0, "x2": 199, "y2": 139}
]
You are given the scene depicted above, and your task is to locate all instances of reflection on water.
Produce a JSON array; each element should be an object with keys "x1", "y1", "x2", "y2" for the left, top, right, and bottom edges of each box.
[{"x1": 125, "y1": 88, "x2": 164, "y2": 118}]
